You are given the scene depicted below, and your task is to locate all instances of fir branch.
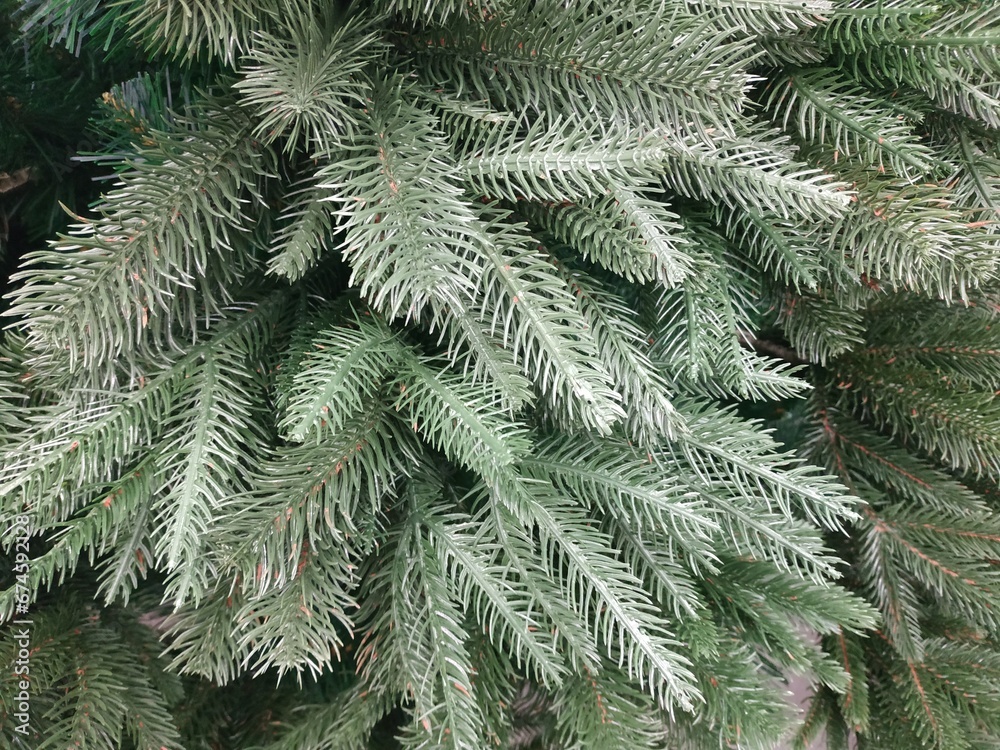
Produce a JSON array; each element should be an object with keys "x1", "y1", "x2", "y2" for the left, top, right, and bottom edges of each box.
[
  {"x1": 766, "y1": 67, "x2": 940, "y2": 180},
  {"x1": 660, "y1": 127, "x2": 852, "y2": 220},
  {"x1": 235, "y1": 11, "x2": 381, "y2": 155},
  {"x1": 6, "y1": 104, "x2": 273, "y2": 374},
  {"x1": 496, "y1": 472, "x2": 702, "y2": 712},
  {"x1": 518, "y1": 190, "x2": 693, "y2": 287},
  {"x1": 413, "y1": 0, "x2": 756, "y2": 133}
]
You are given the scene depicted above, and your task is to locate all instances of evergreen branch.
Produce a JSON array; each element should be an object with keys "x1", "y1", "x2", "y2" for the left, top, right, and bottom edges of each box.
[
  {"x1": 421, "y1": 300, "x2": 535, "y2": 412},
  {"x1": 497, "y1": 472, "x2": 702, "y2": 712},
  {"x1": 555, "y1": 267, "x2": 684, "y2": 440},
  {"x1": 480, "y1": 486, "x2": 604, "y2": 673},
  {"x1": 824, "y1": 175, "x2": 999, "y2": 299},
  {"x1": 234, "y1": 536, "x2": 358, "y2": 682},
  {"x1": 685, "y1": 0, "x2": 833, "y2": 35},
  {"x1": 375, "y1": 482, "x2": 484, "y2": 749},
  {"x1": 811, "y1": 405, "x2": 989, "y2": 514},
  {"x1": 610, "y1": 186, "x2": 696, "y2": 287},
  {"x1": 116, "y1": 0, "x2": 289, "y2": 64},
  {"x1": 420, "y1": 499, "x2": 567, "y2": 686},
  {"x1": 661, "y1": 127, "x2": 852, "y2": 220},
  {"x1": 164, "y1": 587, "x2": 251, "y2": 684},
  {"x1": 319, "y1": 80, "x2": 488, "y2": 321},
  {"x1": 153, "y1": 351, "x2": 253, "y2": 604},
  {"x1": 224, "y1": 400, "x2": 419, "y2": 595},
  {"x1": 607, "y1": 518, "x2": 708, "y2": 619},
  {"x1": 693, "y1": 487, "x2": 839, "y2": 584},
  {"x1": 255, "y1": 685, "x2": 393, "y2": 750},
  {"x1": 838, "y1": 5, "x2": 1000, "y2": 128},
  {"x1": 897, "y1": 658, "x2": 965, "y2": 750},
  {"x1": 553, "y1": 665, "x2": 669, "y2": 748},
  {"x1": 818, "y1": 0, "x2": 939, "y2": 55},
  {"x1": 413, "y1": 0, "x2": 755, "y2": 132},
  {"x1": 278, "y1": 311, "x2": 400, "y2": 442},
  {"x1": 713, "y1": 558, "x2": 878, "y2": 634},
  {"x1": 374, "y1": 0, "x2": 508, "y2": 24},
  {"x1": 518, "y1": 188, "x2": 694, "y2": 286},
  {"x1": 766, "y1": 67, "x2": 939, "y2": 180},
  {"x1": 393, "y1": 350, "x2": 532, "y2": 481},
  {"x1": 776, "y1": 289, "x2": 867, "y2": 366},
  {"x1": 931, "y1": 121, "x2": 1000, "y2": 223},
  {"x1": 677, "y1": 639, "x2": 793, "y2": 748},
  {"x1": 19, "y1": 0, "x2": 120, "y2": 53},
  {"x1": 8, "y1": 0, "x2": 1000, "y2": 746},
  {"x1": 418, "y1": 87, "x2": 519, "y2": 141},
  {"x1": 827, "y1": 359, "x2": 1000, "y2": 479},
  {"x1": 716, "y1": 205, "x2": 827, "y2": 290},
  {"x1": 652, "y1": 225, "x2": 811, "y2": 401},
  {"x1": 0, "y1": 295, "x2": 288, "y2": 522},
  {"x1": 6, "y1": 104, "x2": 272, "y2": 373},
  {"x1": 474, "y1": 211, "x2": 625, "y2": 433},
  {"x1": 460, "y1": 118, "x2": 669, "y2": 202},
  {"x1": 235, "y1": 11, "x2": 380, "y2": 154},
  {"x1": 702, "y1": 572, "x2": 852, "y2": 692},
  {"x1": 0, "y1": 600, "x2": 185, "y2": 750},
  {"x1": 792, "y1": 689, "x2": 835, "y2": 750},
  {"x1": 670, "y1": 399, "x2": 858, "y2": 535},
  {"x1": 97, "y1": 468, "x2": 156, "y2": 606},
  {"x1": 828, "y1": 628, "x2": 870, "y2": 731},
  {"x1": 859, "y1": 299, "x2": 1000, "y2": 390},
  {"x1": 522, "y1": 433, "x2": 716, "y2": 559},
  {"x1": 857, "y1": 521, "x2": 924, "y2": 662},
  {"x1": 862, "y1": 505, "x2": 1000, "y2": 634},
  {"x1": 0, "y1": 455, "x2": 156, "y2": 622},
  {"x1": 265, "y1": 175, "x2": 340, "y2": 281}
]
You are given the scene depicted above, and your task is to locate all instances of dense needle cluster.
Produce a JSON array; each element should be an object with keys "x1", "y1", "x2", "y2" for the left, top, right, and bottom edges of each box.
[{"x1": 2, "y1": 1, "x2": 1000, "y2": 748}]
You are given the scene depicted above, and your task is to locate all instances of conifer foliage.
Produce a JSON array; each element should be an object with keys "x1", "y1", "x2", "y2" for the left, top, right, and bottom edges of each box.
[{"x1": 1, "y1": 0, "x2": 1000, "y2": 748}]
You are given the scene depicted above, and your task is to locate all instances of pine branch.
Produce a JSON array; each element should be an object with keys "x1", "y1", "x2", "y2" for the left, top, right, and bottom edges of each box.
[
  {"x1": 6, "y1": 104, "x2": 273, "y2": 374},
  {"x1": 555, "y1": 267, "x2": 683, "y2": 440},
  {"x1": 319, "y1": 79, "x2": 489, "y2": 322},
  {"x1": 222, "y1": 400, "x2": 419, "y2": 595},
  {"x1": 234, "y1": 535, "x2": 357, "y2": 682},
  {"x1": 256, "y1": 685, "x2": 392, "y2": 750},
  {"x1": 460, "y1": 118, "x2": 672, "y2": 203},
  {"x1": 277, "y1": 311, "x2": 399, "y2": 442},
  {"x1": 686, "y1": 0, "x2": 833, "y2": 36},
  {"x1": 0, "y1": 295, "x2": 287, "y2": 524},
  {"x1": 413, "y1": 0, "x2": 756, "y2": 133},
  {"x1": 495, "y1": 471, "x2": 702, "y2": 711},
  {"x1": 357, "y1": 478, "x2": 484, "y2": 749},
  {"x1": 826, "y1": 628, "x2": 869, "y2": 731},
  {"x1": 392, "y1": 349, "x2": 532, "y2": 481},
  {"x1": 235, "y1": 11, "x2": 380, "y2": 155},
  {"x1": 716, "y1": 205, "x2": 827, "y2": 290},
  {"x1": 660, "y1": 126, "x2": 852, "y2": 220},
  {"x1": 766, "y1": 67, "x2": 939, "y2": 180},
  {"x1": 517, "y1": 189, "x2": 694, "y2": 286},
  {"x1": 420, "y1": 499, "x2": 567, "y2": 686},
  {"x1": 265, "y1": 175, "x2": 341, "y2": 281},
  {"x1": 473, "y1": 210, "x2": 626, "y2": 433}
]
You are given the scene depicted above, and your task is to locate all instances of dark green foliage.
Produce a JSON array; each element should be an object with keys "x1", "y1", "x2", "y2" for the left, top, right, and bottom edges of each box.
[
  {"x1": 0, "y1": 0, "x2": 138, "y2": 273},
  {"x1": 3, "y1": 1, "x2": 1000, "y2": 749}
]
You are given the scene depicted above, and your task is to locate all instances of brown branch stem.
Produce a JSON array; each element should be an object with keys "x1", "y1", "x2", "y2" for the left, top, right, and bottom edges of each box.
[{"x1": 737, "y1": 328, "x2": 811, "y2": 366}]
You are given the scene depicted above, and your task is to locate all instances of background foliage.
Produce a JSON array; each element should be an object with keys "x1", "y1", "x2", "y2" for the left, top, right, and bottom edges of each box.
[{"x1": 2, "y1": 1, "x2": 1000, "y2": 749}]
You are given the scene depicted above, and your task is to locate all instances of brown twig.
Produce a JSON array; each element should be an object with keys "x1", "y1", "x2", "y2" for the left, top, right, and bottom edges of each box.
[
  {"x1": 0, "y1": 168, "x2": 31, "y2": 194},
  {"x1": 737, "y1": 328, "x2": 811, "y2": 366}
]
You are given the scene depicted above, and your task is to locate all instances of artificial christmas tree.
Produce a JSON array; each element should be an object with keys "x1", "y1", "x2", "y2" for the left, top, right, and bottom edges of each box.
[{"x1": 2, "y1": 0, "x2": 1000, "y2": 748}]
